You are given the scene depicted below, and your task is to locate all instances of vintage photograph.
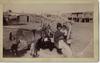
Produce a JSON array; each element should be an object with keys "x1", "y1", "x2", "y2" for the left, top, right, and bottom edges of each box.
[{"x1": 3, "y1": 3, "x2": 94, "y2": 58}]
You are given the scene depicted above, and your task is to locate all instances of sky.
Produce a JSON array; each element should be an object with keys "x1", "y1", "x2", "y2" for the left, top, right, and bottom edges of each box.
[{"x1": 3, "y1": 3, "x2": 94, "y2": 14}]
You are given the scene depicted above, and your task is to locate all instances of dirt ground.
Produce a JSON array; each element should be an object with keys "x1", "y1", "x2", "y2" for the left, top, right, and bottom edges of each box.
[{"x1": 3, "y1": 22, "x2": 93, "y2": 58}]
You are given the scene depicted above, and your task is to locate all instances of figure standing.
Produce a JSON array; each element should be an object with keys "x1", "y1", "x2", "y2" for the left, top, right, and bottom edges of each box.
[{"x1": 64, "y1": 20, "x2": 74, "y2": 46}]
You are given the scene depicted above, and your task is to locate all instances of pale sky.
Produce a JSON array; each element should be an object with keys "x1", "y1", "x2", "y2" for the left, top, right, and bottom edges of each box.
[{"x1": 3, "y1": 3, "x2": 94, "y2": 14}]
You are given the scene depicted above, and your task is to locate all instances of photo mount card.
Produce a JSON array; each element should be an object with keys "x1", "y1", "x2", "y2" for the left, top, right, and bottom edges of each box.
[{"x1": 0, "y1": 0, "x2": 99, "y2": 62}]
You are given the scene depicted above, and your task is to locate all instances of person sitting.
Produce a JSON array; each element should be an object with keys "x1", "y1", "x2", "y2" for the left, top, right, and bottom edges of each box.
[
  {"x1": 54, "y1": 23, "x2": 64, "y2": 54},
  {"x1": 10, "y1": 37, "x2": 20, "y2": 56},
  {"x1": 31, "y1": 36, "x2": 55, "y2": 57}
]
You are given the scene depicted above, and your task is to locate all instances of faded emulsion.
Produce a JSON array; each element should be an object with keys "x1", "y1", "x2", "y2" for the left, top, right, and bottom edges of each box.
[{"x1": 3, "y1": 4, "x2": 93, "y2": 58}]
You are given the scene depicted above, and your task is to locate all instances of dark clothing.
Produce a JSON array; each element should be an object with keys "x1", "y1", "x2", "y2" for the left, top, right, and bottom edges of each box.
[
  {"x1": 11, "y1": 44, "x2": 18, "y2": 55},
  {"x1": 9, "y1": 32, "x2": 13, "y2": 41},
  {"x1": 11, "y1": 44, "x2": 18, "y2": 50},
  {"x1": 11, "y1": 40, "x2": 20, "y2": 56},
  {"x1": 54, "y1": 30, "x2": 64, "y2": 43},
  {"x1": 64, "y1": 36, "x2": 67, "y2": 40},
  {"x1": 35, "y1": 37, "x2": 55, "y2": 51}
]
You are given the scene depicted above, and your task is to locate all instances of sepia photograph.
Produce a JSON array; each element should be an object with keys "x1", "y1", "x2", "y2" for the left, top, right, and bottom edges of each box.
[
  {"x1": 1, "y1": 0, "x2": 98, "y2": 61},
  {"x1": 3, "y1": 3, "x2": 94, "y2": 58}
]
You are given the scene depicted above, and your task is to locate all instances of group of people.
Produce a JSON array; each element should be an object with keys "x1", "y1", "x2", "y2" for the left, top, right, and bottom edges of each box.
[
  {"x1": 30, "y1": 22, "x2": 73, "y2": 57},
  {"x1": 8, "y1": 21, "x2": 73, "y2": 57}
]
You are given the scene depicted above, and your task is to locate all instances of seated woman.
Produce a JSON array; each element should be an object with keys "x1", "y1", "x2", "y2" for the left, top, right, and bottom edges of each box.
[
  {"x1": 54, "y1": 23, "x2": 72, "y2": 57},
  {"x1": 54, "y1": 23, "x2": 64, "y2": 54}
]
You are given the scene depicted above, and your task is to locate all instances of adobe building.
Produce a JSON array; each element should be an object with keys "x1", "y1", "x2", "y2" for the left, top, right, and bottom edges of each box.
[{"x1": 68, "y1": 12, "x2": 93, "y2": 23}]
